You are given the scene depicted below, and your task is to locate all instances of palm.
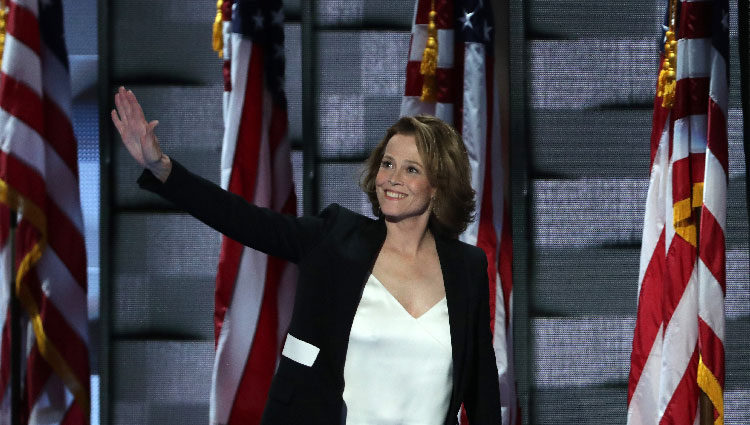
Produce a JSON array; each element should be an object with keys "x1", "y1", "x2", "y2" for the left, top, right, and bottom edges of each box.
[{"x1": 111, "y1": 87, "x2": 162, "y2": 167}]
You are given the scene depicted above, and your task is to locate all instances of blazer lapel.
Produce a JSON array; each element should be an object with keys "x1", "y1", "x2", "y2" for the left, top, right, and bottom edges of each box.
[
  {"x1": 331, "y1": 217, "x2": 387, "y2": 371},
  {"x1": 435, "y1": 237, "x2": 468, "y2": 412}
]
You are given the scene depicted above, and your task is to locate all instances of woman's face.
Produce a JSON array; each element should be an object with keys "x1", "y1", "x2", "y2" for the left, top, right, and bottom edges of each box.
[{"x1": 375, "y1": 133, "x2": 436, "y2": 222}]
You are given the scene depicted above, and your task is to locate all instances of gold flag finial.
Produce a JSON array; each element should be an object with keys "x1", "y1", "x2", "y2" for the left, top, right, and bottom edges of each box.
[
  {"x1": 420, "y1": 2, "x2": 438, "y2": 102},
  {"x1": 657, "y1": 0, "x2": 678, "y2": 108},
  {"x1": 212, "y1": 0, "x2": 224, "y2": 58}
]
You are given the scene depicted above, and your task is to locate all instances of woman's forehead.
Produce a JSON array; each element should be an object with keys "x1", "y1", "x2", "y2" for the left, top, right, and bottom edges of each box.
[{"x1": 384, "y1": 133, "x2": 422, "y2": 159}]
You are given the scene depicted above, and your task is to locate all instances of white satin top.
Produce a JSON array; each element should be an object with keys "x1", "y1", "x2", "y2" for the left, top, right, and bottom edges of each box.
[{"x1": 342, "y1": 274, "x2": 453, "y2": 425}]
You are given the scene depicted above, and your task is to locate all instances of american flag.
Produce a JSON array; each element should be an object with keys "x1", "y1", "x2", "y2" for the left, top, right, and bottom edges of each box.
[
  {"x1": 0, "y1": 0, "x2": 90, "y2": 423},
  {"x1": 401, "y1": 1, "x2": 518, "y2": 424},
  {"x1": 627, "y1": 0, "x2": 729, "y2": 423},
  {"x1": 210, "y1": 0, "x2": 297, "y2": 424}
]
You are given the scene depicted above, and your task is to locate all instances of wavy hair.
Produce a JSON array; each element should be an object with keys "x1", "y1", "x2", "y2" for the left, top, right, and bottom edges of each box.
[{"x1": 360, "y1": 115, "x2": 475, "y2": 239}]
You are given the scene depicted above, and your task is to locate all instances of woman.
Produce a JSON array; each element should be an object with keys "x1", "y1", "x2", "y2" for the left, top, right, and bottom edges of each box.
[{"x1": 112, "y1": 86, "x2": 502, "y2": 424}]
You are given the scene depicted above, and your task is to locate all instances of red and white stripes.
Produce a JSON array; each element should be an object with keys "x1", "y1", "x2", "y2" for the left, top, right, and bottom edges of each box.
[
  {"x1": 627, "y1": 1, "x2": 727, "y2": 423},
  {"x1": 210, "y1": 1, "x2": 297, "y2": 424},
  {"x1": 0, "y1": 0, "x2": 90, "y2": 423},
  {"x1": 402, "y1": 1, "x2": 518, "y2": 424}
]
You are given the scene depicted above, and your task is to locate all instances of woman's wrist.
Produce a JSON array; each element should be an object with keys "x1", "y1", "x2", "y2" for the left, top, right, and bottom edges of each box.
[{"x1": 148, "y1": 154, "x2": 172, "y2": 183}]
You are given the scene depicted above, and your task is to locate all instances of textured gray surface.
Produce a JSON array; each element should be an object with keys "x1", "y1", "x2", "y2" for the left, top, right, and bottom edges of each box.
[
  {"x1": 110, "y1": 341, "x2": 213, "y2": 425},
  {"x1": 111, "y1": 213, "x2": 219, "y2": 339}
]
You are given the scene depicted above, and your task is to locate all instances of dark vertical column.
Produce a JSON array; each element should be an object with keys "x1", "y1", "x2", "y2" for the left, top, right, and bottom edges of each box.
[
  {"x1": 301, "y1": 0, "x2": 319, "y2": 216},
  {"x1": 97, "y1": 0, "x2": 111, "y2": 423},
  {"x1": 739, "y1": 0, "x2": 750, "y2": 270},
  {"x1": 506, "y1": 0, "x2": 530, "y2": 421}
]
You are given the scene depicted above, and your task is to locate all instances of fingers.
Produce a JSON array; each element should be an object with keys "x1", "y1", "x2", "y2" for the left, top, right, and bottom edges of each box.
[
  {"x1": 113, "y1": 90, "x2": 125, "y2": 122},
  {"x1": 110, "y1": 109, "x2": 122, "y2": 131},
  {"x1": 113, "y1": 89, "x2": 135, "y2": 140},
  {"x1": 113, "y1": 86, "x2": 151, "y2": 135},
  {"x1": 127, "y1": 89, "x2": 146, "y2": 122},
  {"x1": 118, "y1": 86, "x2": 133, "y2": 119},
  {"x1": 114, "y1": 86, "x2": 142, "y2": 124}
]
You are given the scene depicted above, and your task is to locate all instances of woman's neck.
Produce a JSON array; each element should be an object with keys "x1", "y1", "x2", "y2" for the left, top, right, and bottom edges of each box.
[{"x1": 382, "y1": 215, "x2": 434, "y2": 258}]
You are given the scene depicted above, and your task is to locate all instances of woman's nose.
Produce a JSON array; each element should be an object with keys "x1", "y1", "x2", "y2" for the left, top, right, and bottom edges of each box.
[{"x1": 388, "y1": 168, "x2": 403, "y2": 185}]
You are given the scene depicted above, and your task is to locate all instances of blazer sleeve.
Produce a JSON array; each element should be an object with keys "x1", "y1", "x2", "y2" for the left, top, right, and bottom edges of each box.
[
  {"x1": 137, "y1": 159, "x2": 330, "y2": 263},
  {"x1": 464, "y1": 252, "x2": 503, "y2": 423}
]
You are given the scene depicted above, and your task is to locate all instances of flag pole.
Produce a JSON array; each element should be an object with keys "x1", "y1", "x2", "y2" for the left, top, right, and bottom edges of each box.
[
  {"x1": 699, "y1": 392, "x2": 713, "y2": 425},
  {"x1": 739, "y1": 0, "x2": 750, "y2": 273},
  {"x1": 8, "y1": 208, "x2": 20, "y2": 425}
]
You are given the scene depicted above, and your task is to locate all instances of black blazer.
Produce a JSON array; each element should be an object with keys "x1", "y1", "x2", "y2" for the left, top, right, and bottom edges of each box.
[{"x1": 139, "y1": 160, "x2": 502, "y2": 425}]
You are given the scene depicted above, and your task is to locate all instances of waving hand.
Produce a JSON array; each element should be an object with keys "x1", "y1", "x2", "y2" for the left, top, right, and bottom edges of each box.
[{"x1": 111, "y1": 86, "x2": 172, "y2": 181}]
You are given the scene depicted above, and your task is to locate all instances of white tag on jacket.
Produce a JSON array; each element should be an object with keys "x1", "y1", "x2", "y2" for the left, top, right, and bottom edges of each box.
[{"x1": 282, "y1": 334, "x2": 319, "y2": 367}]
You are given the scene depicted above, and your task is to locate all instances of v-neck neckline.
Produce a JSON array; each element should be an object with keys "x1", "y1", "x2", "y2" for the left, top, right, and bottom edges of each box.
[{"x1": 369, "y1": 274, "x2": 447, "y2": 320}]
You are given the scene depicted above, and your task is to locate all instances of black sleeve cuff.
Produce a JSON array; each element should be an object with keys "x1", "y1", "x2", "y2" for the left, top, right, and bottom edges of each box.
[{"x1": 136, "y1": 158, "x2": 188, "y2": 196}]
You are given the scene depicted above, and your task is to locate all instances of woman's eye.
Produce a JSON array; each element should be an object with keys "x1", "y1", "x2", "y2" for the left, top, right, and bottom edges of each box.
[
  {"x1": 408, "y1": 166, "x2": 419, "y2": 174},
  {"x1": 381, "y1": 160, "x2": 392, "y2": 168}
]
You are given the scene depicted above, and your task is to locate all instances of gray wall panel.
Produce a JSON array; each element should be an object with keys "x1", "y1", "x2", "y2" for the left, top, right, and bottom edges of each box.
[
  {"x1": 531, "y1": 178, "x2": 648, "y2": 247},
  {"x1": 533, "y1": 387, "x2": 626, "y2": 425},
  {"x1": 112, "y1": 403, "x2": 208, "y2": 425},
  {"x1": 526, "y1": 0, "x2": 660, "y2": 38},
  {"x1": 318, "y1": 94, "x2": 402, "y2": 159},
  {"x1": 725, "y1": 318, "x2": 750, "y2": 425},
  {"x1": 111, "y1": 341, "x2": 213, "y2": 425},
  {"x1": 727, "y1": 178, "x2": 749, "y2": 244},
  {"x1": 319, "y1": 162, "x2": 375, "y2": 218},
  {"x1": 316, "y1": 0, "x2": 415, "y2": 27},
  {"x1": 112, "y1": 213, "x2": 219, "y2": 338},
  {"x1": 726, "y1": 245, "x2": 750, "y2": 319},
  {"x1": 530, "y1": 108, "x2": 652, "y2": 178},
  {"x1": 533, "y1": 248, "x2": 639, "y2": 316},
  {"x1": 726, "y1": 319, "x2": 750, "y2": 383},
  {"x1": 110, "y1": 0, "x2": 221, "y2": 83},
  {"x1": 285, "y1": 23, "x2": 304, "y2": 145},
  {"x1": 532, "y1": 317, "x2": 633, "y2": 388},
  {"x1": 317, "y1": 31, "x2": 408, "y2": 159},
  {"x1": 725, "y1": 388, "x2": 750, "y2": 425},
  {"x1": 527, "y1": 39, "x2": 658, "y2": 109}
]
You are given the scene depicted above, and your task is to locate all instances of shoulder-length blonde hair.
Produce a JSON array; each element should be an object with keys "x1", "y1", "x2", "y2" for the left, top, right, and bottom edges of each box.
[{"x1": 360, "y1": 115, "x2": 475, "y2": 239}]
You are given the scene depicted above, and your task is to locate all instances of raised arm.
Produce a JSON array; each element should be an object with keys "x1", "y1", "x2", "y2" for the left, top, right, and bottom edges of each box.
[
  {"x1": 110, "y1": 87, "x2": 328, "y2": 262},
  {"x1": 137, "y1": 159, "x2": 330, "y2": 263},
  {"x1": 111, "y1": 86, "x2": 172, "y2": 182}
]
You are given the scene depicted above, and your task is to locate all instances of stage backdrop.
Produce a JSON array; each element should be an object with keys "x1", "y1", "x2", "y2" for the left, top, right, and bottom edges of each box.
[{"x1": 93, "y1": 0, "x2": 749, "y2": 424}]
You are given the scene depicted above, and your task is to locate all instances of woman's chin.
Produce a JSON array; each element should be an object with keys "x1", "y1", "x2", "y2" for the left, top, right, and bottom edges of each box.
[{"x1": 381, "y1": 209, "x2": 430, "y2": 224}]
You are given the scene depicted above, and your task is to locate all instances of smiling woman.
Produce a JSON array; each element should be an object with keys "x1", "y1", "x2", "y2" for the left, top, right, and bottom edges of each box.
[
  {"x1": 112, "y1": 88, "x2": 501, "y2": 424},
  {"x1": 376, "y1": 133, "x2": 436, "y2": 224},
  {"x1": 360, "y1": 115, "x2": 476, "y2": 239}
]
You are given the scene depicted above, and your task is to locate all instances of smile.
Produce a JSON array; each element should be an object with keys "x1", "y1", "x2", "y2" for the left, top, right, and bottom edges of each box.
[{"x1": 384, "y1": 190, "x2": 406, "y2": 199}]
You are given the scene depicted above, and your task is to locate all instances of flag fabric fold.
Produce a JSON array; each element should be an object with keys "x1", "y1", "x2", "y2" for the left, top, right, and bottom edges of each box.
[
  {"x1": 210, "y1": 1, "x2": 297, "y2": 424},
  {"x1": 401, "y1": 1, "x2": 518, "y2": 424},
  {"x1": 627, "y1": 0, "x2": 728, "y2": 424},
  {"x1": 0, "y1": 0, "x2": 90, "y2": 423}
]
